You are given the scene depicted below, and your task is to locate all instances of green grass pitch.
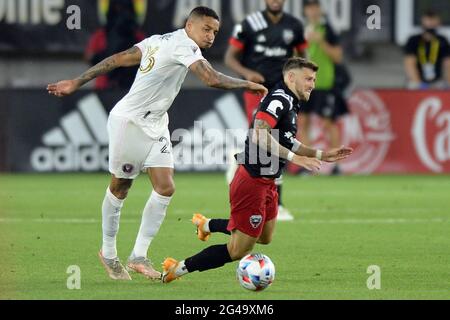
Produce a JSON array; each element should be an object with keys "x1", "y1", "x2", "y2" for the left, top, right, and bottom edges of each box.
[{"x1": 0, "y1": 173, "x2": 449, "y2": 300}]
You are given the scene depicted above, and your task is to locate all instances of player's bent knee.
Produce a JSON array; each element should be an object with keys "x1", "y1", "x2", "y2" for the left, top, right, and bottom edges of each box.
[
  {"x1": 109, "y1": 180, "x2": 133, "y2": 199},
  {"x1": 257, "y1": 237, "x2": 272, "y2": 245},
  {"x1": 110, "y1": 188, "x2": 129, "y2": 199},
  {"x1": 229, "y1": 250, "x2": 251, "y2": 261},
  {"x1": 228, "y1": 245, "x2": 252, "y2": 261},
  {"x1": 154, "y1": 184, "x2": 175, "y2": 197}
]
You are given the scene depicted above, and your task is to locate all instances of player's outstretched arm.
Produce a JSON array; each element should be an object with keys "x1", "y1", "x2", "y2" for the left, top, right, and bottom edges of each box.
[
  {"x1": 47, "y1": 46, "x2": 142, "y2": 97},
  {"x1": 252, "y1": 119, "x2": 321, "y2": 172},
  {"x1": 294, "y1": 141, "x2": 353, "y2": 163},
  {"x1": 321, "y1": 146, "x2": 353, "y2": 162},
  {"x1": 189, "y1": 60, "x2": 268, "y2": 96}
]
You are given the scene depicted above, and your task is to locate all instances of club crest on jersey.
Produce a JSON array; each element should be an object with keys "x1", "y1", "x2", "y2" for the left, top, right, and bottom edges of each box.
[
  {"x1": 191, "y1": 46, "x2": 199, "y2": 54},
  {"x1": 283, "y1": 29, "x2": 294, "y2": 45},
  {"x1": 122, "y1": 164, "x2": 134, "y2": 174},
  {"x1": 249, "y1": 215, "x2": 263, "y2": 229},
  {"x1": 140, "y1": 46, "x2": 159, "y2": 74}
]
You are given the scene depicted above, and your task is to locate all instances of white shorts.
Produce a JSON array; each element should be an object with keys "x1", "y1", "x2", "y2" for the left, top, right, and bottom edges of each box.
[{"x1": 107, "y1": 114, "x2": 174, "y2": 179}]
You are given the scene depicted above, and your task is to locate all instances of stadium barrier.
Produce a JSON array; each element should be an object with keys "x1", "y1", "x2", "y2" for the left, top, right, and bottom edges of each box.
[
  {"x1": 0, "y1": 89, "x2": 449, "y2": 174},
  {"x1": 293, "y1": 90, "x2": 450, "y2": 174}
]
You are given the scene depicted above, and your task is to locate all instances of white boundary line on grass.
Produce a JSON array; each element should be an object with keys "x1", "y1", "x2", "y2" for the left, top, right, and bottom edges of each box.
[
  {"x1": 0, "y1": 217, "x2": 447, "y2": 224},
  {"x1": 289, "y1": 207, "x2": 449, "y2": 214}
]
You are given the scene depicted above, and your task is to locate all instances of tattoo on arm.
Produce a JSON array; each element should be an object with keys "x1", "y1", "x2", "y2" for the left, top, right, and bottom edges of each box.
[
  {"x1": 117, "y1": 46, "x2": 142, "y2": 67},
  {"x1": 215, "y1": 71, "x2": 249, "y2": 89},
  {"x1": 123, "y1": 46, "x2": 140, "y2": 56},
  {"x1": 253, "y1": 119, "x2": 291, "y2": 160},
  {"x1": 74, "y1": 46, "x2": 141, "y2": 87},
  {"x1": 191, "y1": 60, "x2": 249, "y2": 89},
  {"x1": 75, "y1": 55, "x2": 118, "y2": 87}
]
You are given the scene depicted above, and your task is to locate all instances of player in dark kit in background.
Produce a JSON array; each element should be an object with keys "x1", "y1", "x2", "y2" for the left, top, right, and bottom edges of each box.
[
  {"x1": 161, "y1": 58, "x2": 353, "y2": 283},
  {"x1": 85, "y1": 0, "x2": 146, "y2": 90},
  {"x1": 299, "y1": 0, "x2": 348, "y2": 176},
  {"x1": 224, "y1": 0, "x2": 308, "y2": 221}
]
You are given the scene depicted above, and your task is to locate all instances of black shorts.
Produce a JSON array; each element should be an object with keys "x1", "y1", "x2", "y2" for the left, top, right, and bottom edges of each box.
[{"x1": 301, "y1": 89, "x2": 349, "y2": 121}]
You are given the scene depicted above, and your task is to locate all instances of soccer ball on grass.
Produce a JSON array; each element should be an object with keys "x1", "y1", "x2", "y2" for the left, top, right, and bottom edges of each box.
[{"x1": 236, "y1": 253, "x2": 275, "y2": 291}]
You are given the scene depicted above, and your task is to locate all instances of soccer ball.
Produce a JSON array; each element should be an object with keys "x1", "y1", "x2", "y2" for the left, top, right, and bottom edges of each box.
[{"x1": 237, "y1": 253, "x2": 275, "y2": 291}]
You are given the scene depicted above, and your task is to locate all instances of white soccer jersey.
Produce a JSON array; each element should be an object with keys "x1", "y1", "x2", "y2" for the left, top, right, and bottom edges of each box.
[{"x1": 110, "y1": 28, "x2": 206, "y2": 138}]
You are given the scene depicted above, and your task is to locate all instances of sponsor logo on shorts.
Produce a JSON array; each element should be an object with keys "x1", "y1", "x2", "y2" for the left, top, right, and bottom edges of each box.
[
  {"x1": 122, "y1": 164, "x2": 134, "y2": 173},
  {"x1": 249, "y1": 214, "x2": 263, "y2": 229}
]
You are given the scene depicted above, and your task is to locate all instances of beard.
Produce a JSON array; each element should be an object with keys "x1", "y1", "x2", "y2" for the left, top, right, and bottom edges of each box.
[{"x1": 299, "y1": 92, "x2": 311, "y2": 102}]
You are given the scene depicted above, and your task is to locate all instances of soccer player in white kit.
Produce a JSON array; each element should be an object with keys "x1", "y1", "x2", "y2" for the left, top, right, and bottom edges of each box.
[{"x1": 47, "y1": 7, "x2": 267, "y2": 281}]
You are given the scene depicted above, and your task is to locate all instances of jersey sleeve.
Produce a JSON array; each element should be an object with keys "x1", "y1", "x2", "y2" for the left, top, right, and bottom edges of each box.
[
  {"x1": 228, "y1": 20, "x2": 251, "y2": 51},
  {"x1": 173, "y1": 43, "x2": 205, "y2": 68},
  {"x1": 404, "y1": 36, "x2": 417, "y2": 55},
  {"x1": 293, "y1": 20, "x2": 308, "y2": 52},
  {"x1": 135, "y1": 37, "x2": 150, "y2": 54},
  {"x1": 441, "y1": 37, "x2": 450, "y2": 58},
  {"x1": 325, "y1": 23, "x2": 340, "y2": 46},
  {"x1": 255, "y1": 98, "x2": 290, "y2": 128}
]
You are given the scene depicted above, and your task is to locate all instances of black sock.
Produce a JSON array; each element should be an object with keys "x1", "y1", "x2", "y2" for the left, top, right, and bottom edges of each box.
[
  {"x1": 277, "y1": 184, "x2": 283, "y2": 205},
  {"x1": 185, "y1": 244, "x2": 232, "y2": 272},
  {"x1": 209, "y1": 219, "x2": 231, "y2": 235}
]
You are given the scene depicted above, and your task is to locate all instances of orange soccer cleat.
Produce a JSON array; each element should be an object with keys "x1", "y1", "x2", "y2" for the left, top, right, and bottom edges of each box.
[
  {"x1": 161, "y1": 257, "x2": 180, "y2": 283},
  {"x1": 192, "y1": 213, "x2": 211, "y2": 242}
]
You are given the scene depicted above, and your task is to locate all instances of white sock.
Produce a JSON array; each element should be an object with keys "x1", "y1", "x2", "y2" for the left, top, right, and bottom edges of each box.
[
  {"x1": 203, "y1": 219, "x2": 211, "y2": 233},
  {"x1": 175, "y1": 260, "x2": 189, "y2": 277},
  {"x1": 102, "y1": 187, "x2": 124, "y2": 259},
  {"x1": 132, "y1": 190, "x2": 172, "y2": 258}
]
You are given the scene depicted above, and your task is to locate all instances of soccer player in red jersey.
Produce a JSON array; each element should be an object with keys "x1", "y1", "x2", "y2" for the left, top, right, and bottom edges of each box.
[
  {"x1": 162, "y1": 58, "x2": 353, "y2": 283},
  {"x1": 224, "y1": 0, "x2": 309, "y2": 220}
]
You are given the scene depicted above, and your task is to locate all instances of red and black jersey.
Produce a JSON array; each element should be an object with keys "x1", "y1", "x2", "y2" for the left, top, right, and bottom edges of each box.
[
  {"x1": 229, "y1": 11, "x2": 307, "y2": 89},
  {"x1": 236, "y1": 81, "x2": 301, "y2": 179}
]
